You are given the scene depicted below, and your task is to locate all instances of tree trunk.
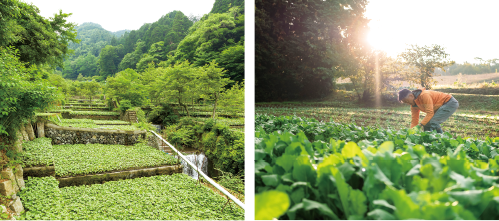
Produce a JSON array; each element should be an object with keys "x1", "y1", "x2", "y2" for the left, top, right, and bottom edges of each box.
[
  {"x1": 179, "y1": 97, "x2": 189, "y2": 117},
  {"x1": 25, "y1": 122, "x2": 35, "y2": 141},
  {"x1": 212, "y1": 92, "x2": 218, "y2": 119}
]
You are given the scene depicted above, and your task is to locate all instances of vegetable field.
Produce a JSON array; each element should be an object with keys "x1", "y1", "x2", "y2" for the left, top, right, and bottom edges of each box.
[
  {"x1": 19, "y1": 174, "x2": 244, "y2": 220},
  {"x1": 21, "y1": 138, "x2": 177, "y2": 176},
  {"x1": 256, "y1": 104, "x2": 499, "y2": 139},
  {"x1": 255, "y1": 113, "x2": 499, "y2": 219}
]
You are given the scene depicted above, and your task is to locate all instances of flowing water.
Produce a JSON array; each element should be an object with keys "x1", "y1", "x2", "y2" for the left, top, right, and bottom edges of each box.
[{"x1": 171, "y1": 152, "x2": 208, "y2": 180}]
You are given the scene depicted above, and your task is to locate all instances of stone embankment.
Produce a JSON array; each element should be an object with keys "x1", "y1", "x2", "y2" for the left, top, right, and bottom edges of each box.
[{"x1": 45, "y1": 123, "x2": 146, "y2": 145}]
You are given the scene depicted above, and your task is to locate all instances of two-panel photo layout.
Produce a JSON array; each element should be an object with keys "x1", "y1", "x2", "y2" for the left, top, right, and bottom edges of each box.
[{"x1": 0, "y1": 0, "x2": 498, "y2": 220}]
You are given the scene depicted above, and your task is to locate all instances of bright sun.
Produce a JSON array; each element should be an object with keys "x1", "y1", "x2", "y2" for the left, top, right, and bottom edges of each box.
[{"x1": 367, "y1": 29, "x2": 384, "y2": 50}]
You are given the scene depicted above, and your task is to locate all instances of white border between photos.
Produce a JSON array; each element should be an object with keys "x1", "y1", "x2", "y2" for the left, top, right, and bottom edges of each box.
[{"x1": 244, "y1": 0, "x2": 255, "y2": 219}]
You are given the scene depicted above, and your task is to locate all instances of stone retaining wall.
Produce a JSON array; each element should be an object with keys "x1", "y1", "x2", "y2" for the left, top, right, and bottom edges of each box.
[{"x1": 45, "y1": 123, "x2": 146, "y2": 145}]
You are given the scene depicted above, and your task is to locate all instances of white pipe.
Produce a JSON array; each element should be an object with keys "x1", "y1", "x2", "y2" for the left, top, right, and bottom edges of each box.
[{"x1": 150, "y1": 130, "x2": 245, "y2": 210}]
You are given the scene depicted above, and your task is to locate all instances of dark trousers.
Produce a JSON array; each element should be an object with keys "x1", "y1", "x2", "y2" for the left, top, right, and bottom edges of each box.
[{"x1": 423, "y1": 97, "x2": 459, "y2": 133}]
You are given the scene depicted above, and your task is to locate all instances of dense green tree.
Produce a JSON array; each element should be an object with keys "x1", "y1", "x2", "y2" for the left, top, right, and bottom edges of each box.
[
  {"x1": 110, "y1": 36, "x2": 117, "y2": 46},
  {"x1": 48, "y1": 73, "x2": 69, "y2": 96},
  {"x1": 0, "y1": 0, "x2": 79, "y2": 68},
  {"x1": 168, "y1": 7, "x2": 244, "y2": 83},
  {"x1": 0, "y1": 46, "x2": 60, "y2": 138},
  {"x1": 118, "y1": 52, "x2": 141, "y2": 72},
  {"x1": 99, "y1": 45, "x2": 119, "y2": 77},
  {"x1": 218, "y1": 44, "x2": 244, "y2": 84},
  {"x1": 140, "y1": 63, "x2": 166, "y2": 104},
  {"x1": 255, "y1": 0, "x2": 367, "y2": 101},
  {"x1": 80, "y1": 53, "x2": 99, "y2": 76},
  {"x1": 61, "y1": 23, "x2": 117, "y2": 78},
  {"x1": 399, "y1": 44, "x2": 455, "y2": 89},
  {"x1": 219, "y1": 81, "x2": 244, "y2": 116},
  {"x1": 148, "y1": 41, "x2": 166, "y2": 60},
  {"x1": 157, "y1": 61, "x2": 200, "y2": 116},
  {"x1": 81, "y1": 80, "x2": 101, "y2": 102},
  {"x1": 118, "y1": 39, "x2": 147, "y2": 71},
  {"x1": 105, "y1": 69, "x2": 147, "y2": 106},
  {"x1": 197, "y1": 61, "x2": 233, "y2": 118},
  {"x1": 69, "y1": 80, "x2": 84, "y2": 97},
  {"x1": 136, "y1": 55, "x2": 158, "y2": 72},
  {"x1": 210, "y1": 0, "x2": 244, "y2": 14}
]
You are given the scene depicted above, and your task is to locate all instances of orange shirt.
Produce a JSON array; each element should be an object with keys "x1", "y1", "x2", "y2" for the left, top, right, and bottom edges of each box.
[{"x1": 410, "y1": 89, "x2": 452, "y2": 127}]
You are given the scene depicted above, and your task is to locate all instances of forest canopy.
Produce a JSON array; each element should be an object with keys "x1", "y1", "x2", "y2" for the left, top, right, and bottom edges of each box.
[{"x1": 59, "y1": 1, "x2": 244, "y2": 84}]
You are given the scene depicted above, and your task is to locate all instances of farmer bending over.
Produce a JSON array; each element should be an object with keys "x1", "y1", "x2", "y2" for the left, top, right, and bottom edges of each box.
[{"x1": 398, "y1": 88, "x2": 459, "y2": 133}]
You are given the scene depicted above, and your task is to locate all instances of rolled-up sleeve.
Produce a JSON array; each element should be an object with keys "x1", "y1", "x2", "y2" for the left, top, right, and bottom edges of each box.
[{"x1": 410, "y1": 107, "x2": 420, "y2": 128}]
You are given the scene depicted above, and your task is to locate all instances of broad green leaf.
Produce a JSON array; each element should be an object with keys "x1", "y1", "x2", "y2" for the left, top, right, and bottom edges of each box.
[
  {"x1": 276, "y1": 155, "x2": 296, "y2": 172},
  {"x1": 368, "y1": 208, "x2": 396, "y2": 220},
  {"x1": 288, "y1": 199, "x2": 339, "y2": 220},
  {"x1": 255, "y1": 190, "x2": 290, "y2": 220},
  {"x1": 372, "y1": 199, "x2": 396, "y2": 210},
  {"x1": 378, "y1": 141, "x2": 394, "y2": 154},
  {"x1": 262, "y1": 174, "x2": 280, "y2": 187},
  {"x1": 292, "y1": 155, "x2": 317, "y2": 185}
]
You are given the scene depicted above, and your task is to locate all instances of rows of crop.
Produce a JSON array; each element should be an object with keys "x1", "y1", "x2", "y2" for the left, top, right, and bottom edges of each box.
[
  {"x1": 20, "y1": 138, "x2": 54, "y2": 167},
  {"x1": 256, "y1": 106, "x2": 499, "y2": 139},
  {"x1": 178, "y1": 111, "x2": 244, "y2": 118},
  {"x1": 255, "y1": 115, "x2": 499, "y2": 219},
  {"x1": 58, "y1": 123, "x2": 140, "y2": 131},
  {"x1": 20, "y1": 139, "x2": 177, "y2": 177},
  {"x1": 93, "y1": 120, "x2": 130, "y2": 125},
  {"x1": 195, "y1": 117, "x2": 245, "y2": 126},
  {"x1": 69, "y1": 111, "x2": 120, "y2": 116},
  {"x1": 256, "y1": 104, "x2": 499, "y2": 123},
  {"x1": 57, "y1": 119, "x2": 141, "y2": 131},
  {"x1": 256, "y1": 114, "x2": 499, "y2": 160},
  {"x1": 53, "y1": 143, "x2": 177, "y2": 177},
  {"x1": 19, "y1": 174, "x2": 244, "y2": 220}
]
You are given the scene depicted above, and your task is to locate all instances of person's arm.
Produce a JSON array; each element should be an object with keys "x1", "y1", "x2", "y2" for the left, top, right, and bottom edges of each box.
[
  {"x1": 419, "y1": 94, "x2": 434, "y2": 126},
  {"x1": 410, "y1": 106, "x2": 420, "y2": 128}
]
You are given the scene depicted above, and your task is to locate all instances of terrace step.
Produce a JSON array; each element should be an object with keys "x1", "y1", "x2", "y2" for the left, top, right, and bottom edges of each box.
[
  {"x1": 57, "y1": 165, "x2": 183, "y2": 187},
  {"x1": 126, "y1": 111, "x2": 138, "y2": 123},
  {"x1": 23, "y1": 164, "x2": 183, "y2": 187}
]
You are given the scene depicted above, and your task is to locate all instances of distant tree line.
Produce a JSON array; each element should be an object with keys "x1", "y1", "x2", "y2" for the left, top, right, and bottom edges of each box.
[
  {"x1": 60, "y1": 1, "x2": 244, "y2": 86},
  {"x1": 435, "y1": 58, "x2": 499, "y2": 76}
]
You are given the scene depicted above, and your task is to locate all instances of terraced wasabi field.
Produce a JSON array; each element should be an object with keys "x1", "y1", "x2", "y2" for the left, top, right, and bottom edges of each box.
[
  {"x1": 19, "y1": 101, "x2": 244, "y2": 220},
  {"x1": 21, "y1": 138, "x2": 177, "y2": 177},
  {"x1": 20, "y1": 174, "x2": 244, "y2": 220}
]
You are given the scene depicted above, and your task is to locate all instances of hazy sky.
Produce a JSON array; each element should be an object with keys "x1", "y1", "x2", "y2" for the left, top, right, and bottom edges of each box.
[
  {"x1": 25, "y1": 0, "x2": 216, "y2": 32},
  {"x1": 365, "y1": 0, "x2": 499, "y2": 64}
]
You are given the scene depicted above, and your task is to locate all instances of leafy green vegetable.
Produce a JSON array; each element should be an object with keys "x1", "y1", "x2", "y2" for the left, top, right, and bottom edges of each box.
[
  {"x1": 53, "y1": 143, "x2": 177, "y2": 176},
  {"x1": 20, "y1": 138, "x2": 55, "y2": 167},
  {"x1": 255, "y1": 114, "x2": 499, "y2": 219},
  {"x1": 255, "y1": 190, "x2": 290, "y2": 220},
  {"x1": 19, "y1": 174, "x2": 244, "y2": 220}
]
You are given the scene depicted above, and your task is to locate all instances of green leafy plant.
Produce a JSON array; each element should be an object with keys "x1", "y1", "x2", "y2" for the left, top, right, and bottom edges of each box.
[
  {"x1": 147, "y1": 103, "x2": 179, "y2": 126},
  {"x1": 19, "y1": 174, "x2": 244, "y2": 220},
  {"x1": 52, "y1": 143, "x2": 177, "y2": 177},
  {"x1": 118, "y1": 99, "x2": 132, "y2": 113},
  {"x1": 255, "y1": 114, "x2": 499, "y2": 220}
]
